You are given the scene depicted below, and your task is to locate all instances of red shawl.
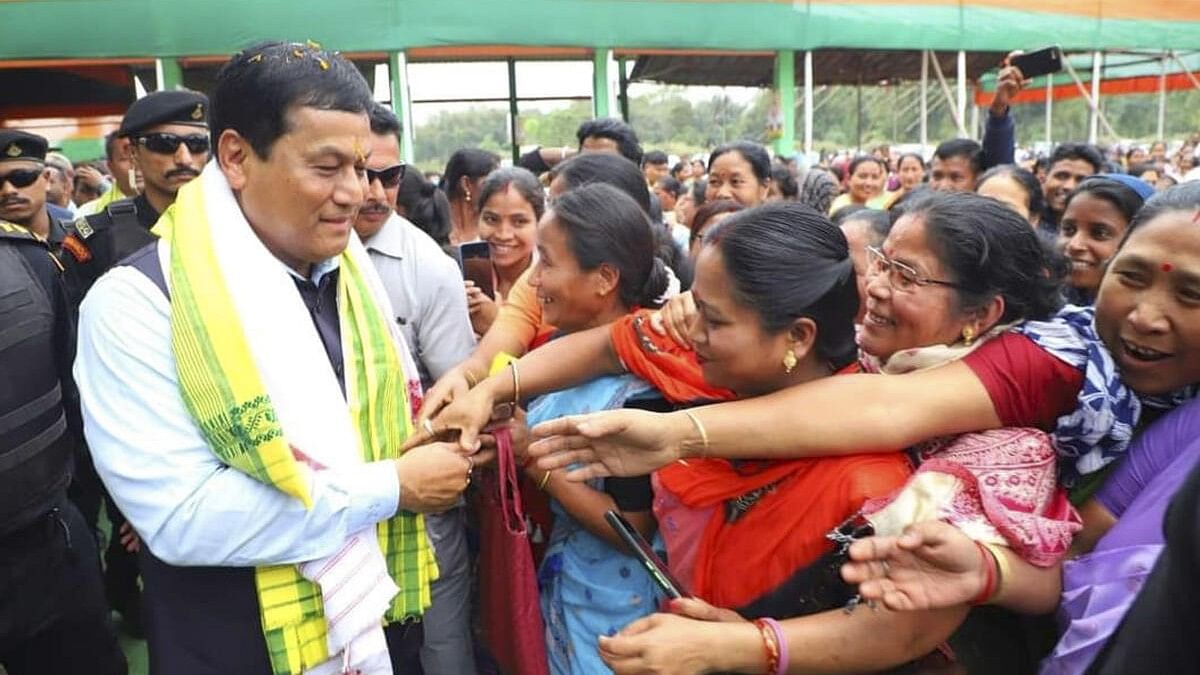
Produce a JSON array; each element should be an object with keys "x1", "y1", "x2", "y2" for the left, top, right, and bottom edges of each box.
[
  {"x1": 611, "y1": 311, "x2": 911, "y2": 607},
  {"x1": 609, "y1": 310, "x2": 734, "y2": 404}
]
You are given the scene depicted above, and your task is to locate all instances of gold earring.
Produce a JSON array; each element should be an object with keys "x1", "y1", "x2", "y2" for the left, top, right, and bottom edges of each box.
[
  {"x1": 783, "y1": 349, "x2": 798, "y2": 374},
  {"x1": 962, "y1": 326, "x2": 976, "y2": 346},
  {"x1": 464, "y1": 191, "x2": 471, "y2": 203}
]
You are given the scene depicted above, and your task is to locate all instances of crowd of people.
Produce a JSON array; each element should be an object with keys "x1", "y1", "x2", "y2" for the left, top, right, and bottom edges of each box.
[{"x1": 2, "y1": 40, "x2": 1199, "y2": 675}]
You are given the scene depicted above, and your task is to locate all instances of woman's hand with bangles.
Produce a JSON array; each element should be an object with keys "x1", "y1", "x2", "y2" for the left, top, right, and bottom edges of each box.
[
  {"x1": 600, "y1": 598, "x2": 756, "y2": 674},
  {"x1": 419, "y1": 364, "x2": 477, "y2": 425},
  {"x1": 840, "y1": 520, "x2": 989, "y2": 612},
  {"x1": 429, "y1": 380, "x2": 513, "y2": 452},
  {"x1": 528, "y1": 408, "x2": 691, "y2": 481}
]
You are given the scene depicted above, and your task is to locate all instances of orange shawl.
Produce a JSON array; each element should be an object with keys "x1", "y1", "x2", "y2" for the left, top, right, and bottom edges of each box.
[
  {"x1": 610, "y1": 310, "x2": 912, "y2": 609},
  {"x1": 609, "y1": 310, "x2": 733, "y2": 403}
]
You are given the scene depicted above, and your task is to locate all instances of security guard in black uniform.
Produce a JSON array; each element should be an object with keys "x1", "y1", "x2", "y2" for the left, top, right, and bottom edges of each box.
[
  {"x1": 57, "y1": 89, "x2": 209, "y2": 638},
  {"x1": 0, "y1": 220, "x2": 126, "y2": 675},
  {"x1": 0, "y1": 130, "x2": 72, "y2": 249},
  {"x1": 60, "y1": 89, "x2": 210, "y2": 306}
]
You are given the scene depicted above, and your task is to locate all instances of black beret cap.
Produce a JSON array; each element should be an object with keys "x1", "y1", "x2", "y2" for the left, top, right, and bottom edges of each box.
[
  {"x1": 0, "y1": 130, "x2": 48, "y2": 163},
  {"x1": 118, "y1": 90, "x2": 210, "y2": 137}
]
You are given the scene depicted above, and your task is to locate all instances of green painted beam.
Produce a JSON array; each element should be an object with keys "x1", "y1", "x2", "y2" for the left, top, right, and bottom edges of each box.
[
  {"x1": 4, "y1": 2, "x2": 1197, "y2": 61},
  {"x1": 157, "y1": 58, "x2": 183, "y2": 90},
  {"x1": 592, "y1": 48, "x2": 611, "y2": 119},
  {"x1": 773, "y1": 50, "x2": 795, "y2": 157},
  {"x1": 388, "y1": 51, "x2": 415, "y2": 164}
]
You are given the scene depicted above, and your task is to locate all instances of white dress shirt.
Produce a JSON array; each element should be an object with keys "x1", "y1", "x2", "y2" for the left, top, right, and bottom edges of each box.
[
  {"x1": 74, "y1": 260, "x2": 400, "y2": 568},
  {"x1": 363, "y1": 213, "x2": 475, "y2": 385}
]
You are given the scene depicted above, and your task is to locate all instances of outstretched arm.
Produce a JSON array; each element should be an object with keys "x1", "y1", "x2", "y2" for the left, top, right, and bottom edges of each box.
[
  {"x1": 841, "y1": 521, "x2": 1063, "y2": 616},
  {"x1": 530, "y1": 360, "x2": 1001, "y2": 480},
  {"x1": 600, "y1": 596, "x2": 966, "y2": 674},
  {"x1": 420, "y1": 268, "x2": 543, "y2": 422},
  {"x1": 426, "y1": 323, "x2": 624, "y2": 451}
]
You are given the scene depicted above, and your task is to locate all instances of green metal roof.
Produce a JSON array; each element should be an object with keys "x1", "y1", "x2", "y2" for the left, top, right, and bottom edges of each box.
[{"x1": 3, "y1": 1, "x2": 1199, "y2": 61}]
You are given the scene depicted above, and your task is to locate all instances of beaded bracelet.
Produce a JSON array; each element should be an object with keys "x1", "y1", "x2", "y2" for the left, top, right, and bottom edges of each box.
[{"x1": 752, "y1": 618, "x2": 781, "y2": 674}]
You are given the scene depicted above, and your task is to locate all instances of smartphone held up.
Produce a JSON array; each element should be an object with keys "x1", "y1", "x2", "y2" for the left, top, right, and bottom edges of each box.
[
  {"x1": 457, "y1": 241, "x2": 495, "y2": 300},
  {"x1": 1010, "y1": 46, "x2": 1063, "y2": 79}
]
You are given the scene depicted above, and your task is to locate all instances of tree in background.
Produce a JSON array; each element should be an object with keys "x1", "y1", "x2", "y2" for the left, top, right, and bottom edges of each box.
[{"x1": 411, "y1": 85, "x2": 1200, "y2": 172}]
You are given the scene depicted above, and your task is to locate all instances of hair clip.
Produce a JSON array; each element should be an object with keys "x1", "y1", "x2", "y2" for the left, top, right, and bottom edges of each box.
[
  {"x1": 317, "y1": 58, "x2": 330, "y2": 71},
  {"x1": 248, "y1": 53, "x2": 264, "y2": 63}
]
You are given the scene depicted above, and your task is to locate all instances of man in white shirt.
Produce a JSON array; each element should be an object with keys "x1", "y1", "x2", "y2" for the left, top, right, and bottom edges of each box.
[
  {"x1": 354, "y1": 103, "x2": 477, "y2": 674},
  {"x1": 74, "y1": 41, "x2": 480, "y2": 675}
]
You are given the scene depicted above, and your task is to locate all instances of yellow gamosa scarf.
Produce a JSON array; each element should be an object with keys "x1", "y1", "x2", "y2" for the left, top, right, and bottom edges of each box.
[{"x1": 154, "y1": 165, "x2": 436, "y2": 675}]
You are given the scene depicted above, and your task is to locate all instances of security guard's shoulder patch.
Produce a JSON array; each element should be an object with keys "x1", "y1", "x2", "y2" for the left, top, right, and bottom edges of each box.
[
  {"x1": 0, "y1": 220, "x2": 36, "y2": 241},
  {"x1": 61, "y1": 232, "x2": 93, "y2": 264},
  {"x1": 71, "y1": 215, "x2": 96, "y2": 239}
]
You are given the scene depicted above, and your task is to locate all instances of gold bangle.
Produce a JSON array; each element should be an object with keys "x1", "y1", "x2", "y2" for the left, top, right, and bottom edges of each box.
[
  {"x1": 981, "y1": 542, "x2": 1012, "y2": 601},
  {"x1": 510, "y1": 362, "x2": 521, "y2": 406},
  {"x1": 464, "y1": 368, "x2": 479, "y2": 388},
  {"x1": 537, "y1": 470, "x2": 552, "y2": 490},
  {"x1": 683, "y1": 409, "x2": 709, "y2": 458}
]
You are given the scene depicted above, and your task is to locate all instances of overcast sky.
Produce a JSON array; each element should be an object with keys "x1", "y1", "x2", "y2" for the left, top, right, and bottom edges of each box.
[{"x1": 394, "y1": 60, "x2": 762, "y2": 125}]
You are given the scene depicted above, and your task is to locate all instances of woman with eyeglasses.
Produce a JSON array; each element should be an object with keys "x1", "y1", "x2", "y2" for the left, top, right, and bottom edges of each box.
[
  {"x1": 432, "y1": 192, "x2": 1088, "y2": 672},
  {"x1": 435, "y1": 201, "x2": 959, "y2": 673},
  {"x1": 465, "y1": 167, "x2": 545, "y2": 337},
  {"x1": 841, "y1": 183, "x2": 1200, "y2": 674},
  {"x1": 518, "y1": 191, "x2": 1164, "y2": 671}
]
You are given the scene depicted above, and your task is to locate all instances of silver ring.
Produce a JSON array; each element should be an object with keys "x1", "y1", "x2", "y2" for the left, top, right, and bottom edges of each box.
[{"x1": 421, "y1": 418, "x2": 435, "y2": 436}]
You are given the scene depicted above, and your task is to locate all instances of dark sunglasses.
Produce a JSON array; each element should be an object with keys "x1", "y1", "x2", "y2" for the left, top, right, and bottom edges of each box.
[
  {"x1": 0, "y1": 168, "x2": 43, "y2": 189},
  {"x1": 136, "y1": 132, "x2": 211, "y2": 155},
  {"x1": 366, "y1": 163, "x2": 406, "y2": 188}
]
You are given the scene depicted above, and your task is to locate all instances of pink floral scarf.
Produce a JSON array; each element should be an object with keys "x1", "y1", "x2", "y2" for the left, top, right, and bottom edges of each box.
[{"x1": 856, "y1": 325, "x2": 1082, "y2": 566}]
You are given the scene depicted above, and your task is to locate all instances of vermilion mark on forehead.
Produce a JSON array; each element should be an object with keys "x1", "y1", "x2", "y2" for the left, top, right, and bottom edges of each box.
[{"x1": 1162, "y1": 262, "x2": 1174, "y2": 273}]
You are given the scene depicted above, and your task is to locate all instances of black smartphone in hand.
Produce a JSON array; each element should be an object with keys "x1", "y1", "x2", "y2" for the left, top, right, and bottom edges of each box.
[
  {"x1": 457, "y1": 241, "x2": 494, "y2": 299},
  {"x1": 605, "y1": 510, "x2": 688, "y2": 600},
  {"x1": 1011, "y1": 46, "x2": 1063, "y2": 79}
]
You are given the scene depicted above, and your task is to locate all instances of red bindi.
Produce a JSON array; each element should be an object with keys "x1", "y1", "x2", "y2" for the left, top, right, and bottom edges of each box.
[{"x1": 1162, "y1": 262, "x2": 1174, "y2": 272}]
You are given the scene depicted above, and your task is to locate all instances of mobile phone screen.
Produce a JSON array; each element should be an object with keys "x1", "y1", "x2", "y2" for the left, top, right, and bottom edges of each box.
[
  {"x1": 457, "y1": 242, "x2": 494, "y2": 299},
  {"x1": 605, "y1": 510, "x2": 688, "y2": 600}
]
